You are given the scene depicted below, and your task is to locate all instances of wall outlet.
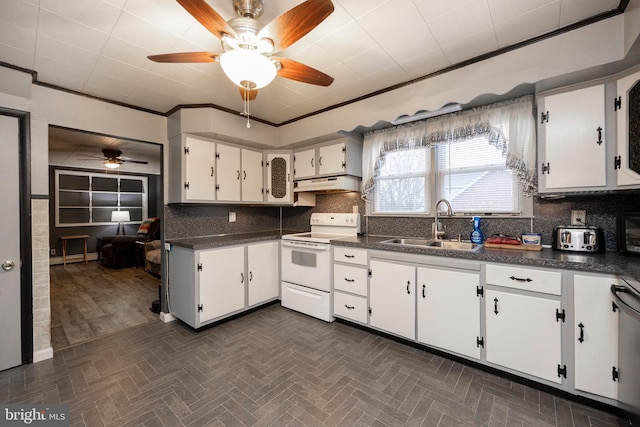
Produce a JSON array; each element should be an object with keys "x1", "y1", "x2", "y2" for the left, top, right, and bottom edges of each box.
[
  {"x1": 229, "y1": 211, "x2": 236, "y2": 223},
  {"x1": 50, "y1": 248, "x2": 56, "y2": 256},
  {"x1": 571, "y1": 210, "x2": 586, "y2": 226}
]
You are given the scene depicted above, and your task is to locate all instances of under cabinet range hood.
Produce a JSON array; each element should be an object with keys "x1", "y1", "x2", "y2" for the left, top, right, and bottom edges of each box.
[{"x1": 294, "y1": 176, "x2": 361, "y2": 193}]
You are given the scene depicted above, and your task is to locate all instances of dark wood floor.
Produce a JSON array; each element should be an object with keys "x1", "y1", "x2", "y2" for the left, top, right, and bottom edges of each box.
[
  {"x1": 50, "y1": 261, "x2": 160, "y2": 350},
  {"x1": 1, "y1": 304, "x2": 628, "y2": 426}
]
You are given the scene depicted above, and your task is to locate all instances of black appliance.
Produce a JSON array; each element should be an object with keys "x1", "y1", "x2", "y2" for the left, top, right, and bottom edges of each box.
[
  {"x1": 617, "y1": 212, "x2": 640, "y2": 256},
  {"x1": 610, "y1": 280, "x2": 640, "y2": 425}
]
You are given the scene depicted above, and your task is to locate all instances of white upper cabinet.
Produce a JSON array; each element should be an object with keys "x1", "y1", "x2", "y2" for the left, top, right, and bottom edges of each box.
[
  {"x1": 170, "y1": 135, "x2": 216, "y2": 203},
  {"x1": 215, "y1": 143, "x2": 241, "y2": 202},
  {"x1": 241, "y1": 148, "x2": 264, "y2": 202},
  {"x1": 293, "y1": 137, "x2": 362, "y2": 180},
  {"x1": 265, "y1": 152, "x2": 292, "y2": 203},
  {"x1": 538, "y1": 84, "x2": 607, "y2": 192},
  {"x1": 615, "y1": 69, "x2": 640, "y2": 187}
]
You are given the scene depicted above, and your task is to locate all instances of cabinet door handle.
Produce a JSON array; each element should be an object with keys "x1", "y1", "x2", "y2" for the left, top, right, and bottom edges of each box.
[
  {"x1": 318, "y1": 156, "x2": 323, "y2": 166},
  {"x1": 344, "y1": 278, "x2": 355, "y2": 283},
  {"x1": 243, "y1": 171, "x2": 247, "y2": 180},
  {"x1": 237, "y1": 170, "x2": 240, "y2": 180},
  {"x1": 240, "y1": 272, "x2": 244, "y2": 283},
  {"x1": 494, "y1": 298, "x2": 499, "y2": 315},
  {"x1": 596, "y1": 127, "x2": 603, "y2": 145},
  {"x1": 406, "y1": 281, "x2": 410, "y2": 294},
  {"x1": 509, "y1": 275, "x2": 532, "y2": 283},
  {"x1": 311, "y1": 158, "x2": 314, "y2": 167},
  {"x1": 578, "y1": 322, "x2": 585, "y2": 343},
  {"x1": 344, "y1": 254, "x2": 355, "y2": 259},
  {"x1": 422, "y1": 284, "x2": 426, "y2": 298},
  {"x1": 211, "y1": 166, "x2": 214, "y2": 177},
  {"x1": 249, "y1": 271, "x2": 253, "y2": 282},
  {"x1": 345, "y1": 304, "x2": 355, "y2": 310}
]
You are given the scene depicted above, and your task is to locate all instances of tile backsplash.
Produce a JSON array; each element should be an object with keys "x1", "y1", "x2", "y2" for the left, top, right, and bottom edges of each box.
[{"x1": 166, "y1": 190, "x2": 638, "y2": 251}]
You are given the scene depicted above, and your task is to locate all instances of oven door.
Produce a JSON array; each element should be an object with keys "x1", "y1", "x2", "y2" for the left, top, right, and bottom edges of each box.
[{"x1": 281, "y1": 240, "x2": 331, "y2": 292}]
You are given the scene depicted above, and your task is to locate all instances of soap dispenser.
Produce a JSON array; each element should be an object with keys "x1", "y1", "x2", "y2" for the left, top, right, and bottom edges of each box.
[{"x1": 470, "y1": 216, "x2": 484, "y2": 244}]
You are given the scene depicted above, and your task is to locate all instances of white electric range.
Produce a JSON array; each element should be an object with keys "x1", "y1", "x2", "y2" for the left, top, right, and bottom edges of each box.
[{"x1": 281, "y1": 213, "x2": 361, "y2": 322}]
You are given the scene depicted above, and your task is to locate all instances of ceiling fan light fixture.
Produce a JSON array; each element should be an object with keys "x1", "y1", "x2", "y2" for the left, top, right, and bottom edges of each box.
[
  {"x1": 104, "y1": 159, "x2": 121, "y2": 169},
  {"x1": 220, "y1": 49, "x2": 277, "y2": 89}
]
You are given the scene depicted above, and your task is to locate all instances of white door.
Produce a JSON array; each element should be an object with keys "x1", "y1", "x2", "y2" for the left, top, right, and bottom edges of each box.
[
  {"x1": 241, "y1": 149, "x2": 264, "y2": 202},
  {"x1": 0, "y1": 114, "x2": 22, "y2": 371},
  {"x1": 417, "y1": 267, "x2": 481, "y2": 359},
  {"x1": 542, "y1": 85, "x2": 606, "y2": 190},
  {"x1": 369, "y1": 260, "x2": 415, "y2": 340},
  {"x1": 294, "y1": 148, "x2": 315, "y2": 179},
  {"x1": 198, "y1": 247, "x2": 245, "y2": 323},
  {"x1": 485, "y1": 290, "x2": 562, "y2": 383},
  {"x1": 247, "y1": 241, "x2": 279, "y2": 306},
  {"x1": 185, "y1": 136, "x2": 216, "y2": 201},
  {"x1": 216, "y1": 143, "x2": 241, "y2": 201},
  {"x1": 574, "y1": 274, "x2": 619, "y2": 399},
  {"x1": 318, "y1": 143, "x2": 345, "y2": 176}
]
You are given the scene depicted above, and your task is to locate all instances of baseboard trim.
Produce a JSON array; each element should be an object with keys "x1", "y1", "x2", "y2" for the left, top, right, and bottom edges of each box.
[
  {"x1": 33, "y1": 347, "x2": 53, "y2": 363},
  {"x1": 159, "y1": 312, "x2": 175, "y2": 323}
]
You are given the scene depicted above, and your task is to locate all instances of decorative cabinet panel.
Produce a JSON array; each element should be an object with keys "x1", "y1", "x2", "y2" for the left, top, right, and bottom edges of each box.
[
  {"x1": 615, "y1": 69, "x2": 640, "y2": 187},
  {"x1": 416, "y1": 267, "x2": 481, "y2": 359},
  {"x1": 538, "y1": 84, "x2": 607, "y2": 192},
  {"x1": 574, "y1": 274, "x2": 619, "y2": 400},
  {"x1": 293, "y1": 137, "x2": 363, "y2": 180},
  {"x1": 369, "y1": 259, "x2": 415, "y2": 340},
  {"x1": 265, "y1": 152, "x2": 292, "y2": 203}
]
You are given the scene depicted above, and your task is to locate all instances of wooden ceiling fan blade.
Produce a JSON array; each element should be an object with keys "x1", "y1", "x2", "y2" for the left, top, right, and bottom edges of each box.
[
  {"x1": 123, "y1": 159, "x2": 149, "y2": 165},
  {"x1": 238, "y1": 87, "x2": 258, "y2": 101},
  {"x1": 177, "y1": 0, "x2": 236, "y2": 39},
  {"x1": 258, "y1": 0, "x2": 334, "y2": 52},
  {"x1": 147, "y1": 52, "x2": 219, "y2": 63},
  {"x1": 275, "y1": 57, "x2": 334, "y2": 86}
]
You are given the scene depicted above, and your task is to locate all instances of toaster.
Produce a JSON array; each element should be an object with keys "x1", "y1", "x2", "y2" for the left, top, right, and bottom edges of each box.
[{"x1": 553, "y1": 226, "x2": 605, "y2": 253}]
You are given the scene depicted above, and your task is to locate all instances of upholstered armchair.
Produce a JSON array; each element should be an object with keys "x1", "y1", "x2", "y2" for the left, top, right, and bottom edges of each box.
[
  {"x1": 100, "y1": 217, "x2": 160, "y2": 268},
  {"x1": 144, "y1": 240, "x2": 162, "y2": 276}
]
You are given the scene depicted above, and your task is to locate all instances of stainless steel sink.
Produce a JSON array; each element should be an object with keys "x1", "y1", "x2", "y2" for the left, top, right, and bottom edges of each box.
[{"x1": 380, "y1": 238, "x2": 481, "y2": 252}]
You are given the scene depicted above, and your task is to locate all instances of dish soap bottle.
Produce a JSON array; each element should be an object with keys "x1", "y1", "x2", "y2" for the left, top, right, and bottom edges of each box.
[{"x1": 470, "y1": 216, "x2": 484, "y2": 244}]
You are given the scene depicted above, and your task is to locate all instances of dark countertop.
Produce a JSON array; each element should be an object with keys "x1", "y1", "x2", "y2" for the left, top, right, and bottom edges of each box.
[
  {"x1": 167, "y1": 231, "x2": 640, "y2": 283},
  {"x1": 332, "y1": 235, "x2": 640, "y2": 284},
  {"x1": 167, "y1": 229, "x2": 302, "y2": 250}
]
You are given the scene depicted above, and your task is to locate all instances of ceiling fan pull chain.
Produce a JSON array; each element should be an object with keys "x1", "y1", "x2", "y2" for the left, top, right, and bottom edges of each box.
[{"x1": 242, "y1": 85, "x2": 251, "y2": 129}]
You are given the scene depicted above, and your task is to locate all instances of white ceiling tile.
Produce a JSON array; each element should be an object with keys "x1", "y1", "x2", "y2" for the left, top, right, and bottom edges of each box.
[
  {"x1": 493, "y1": 2, "x2": 561, "y2": 47},
  {"x1": 124, "y1": 0, "x2": 195, "y2": 37},
  {"x1": 487, "y1": 0, "x2": 559, "y2": 24},
  {"x1": 440, "y1": 27, "x2": 499, "y2": 64},
  {"x1": 0, "y1": 21, "x2": 36, "y2": 54},
  {"x1": 559, "y1": 0, "x2": 620, "y2": 26},
  {"x1": 179, "y1": 22, "x2": 222, "y2": 51},
  {"x1": 338, "y1": 0, "x2": 390, "y2": 19},
  {"x1": 399, "y1": 49, "x2": 451, "y2": 79},
  {"x1": 83, "y1": 73, "x2": 137, "y2": 100},
  {"x1": 101, "y1": 37, "x2": 156, "y2": 71},
  {"x1": 110, "y1": 11, "x2": 181, "y2": 54},
  {"x1": 343, "y1": 45, "x2": 397, "y2": 79},
  {"x1": 39, "y1": 0, "x2": 123, "y2": 34},
  {"x1": 37, "y1": 9, "x2": 110, "y2": 52},
  {"x1": 0, "y1": 43, "x2": 35, "y2": 70},
  {"x1": 92, "y1": 56, "x2": 150, "y2": 85},
  {"x1": 0, "y1": 0, "x2": 39, "y2": 32},
  {"x1": 34, "y1": 55, "x2": 92, "y2": 90},
  {"x1": 315, "y1": 21, "x2": 377, "y2": 63},
  {"x1": 426, "y1": 0, "x2": 494, "y2": 44},
  {"x1": 414, "y1": 0, "x2": 475, "y2": 21},
  {"x1": 36, "y1": 35, "x2": 100, "y2": 71},
  {"x1": 364, "y1": 64, "x2": 411, "y2": 90}
]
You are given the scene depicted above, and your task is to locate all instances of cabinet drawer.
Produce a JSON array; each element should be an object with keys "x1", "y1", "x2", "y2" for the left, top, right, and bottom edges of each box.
[
  {"x1": 334, "y1": 291, "x2": 367, "y2": 323},
  {"x1": 334, "y1": 264, "x2": 368, "y2": 295},
  {"x1": 333, "y1": 247, "x2": 367, "y2": 265},
  {"x1": 486, "y1": 264, "x2": 561, "y2": 295}
]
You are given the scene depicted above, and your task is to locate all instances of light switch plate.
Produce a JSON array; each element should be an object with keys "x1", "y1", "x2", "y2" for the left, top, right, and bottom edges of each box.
[{"x1": 571, "y1": 210, "x2": 586, "y2": 226}]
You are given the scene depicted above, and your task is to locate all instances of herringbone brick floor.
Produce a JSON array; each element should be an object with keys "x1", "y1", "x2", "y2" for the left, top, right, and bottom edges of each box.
[{"x1": 0, "y1": 305, "x2": 627, "y2": 426}]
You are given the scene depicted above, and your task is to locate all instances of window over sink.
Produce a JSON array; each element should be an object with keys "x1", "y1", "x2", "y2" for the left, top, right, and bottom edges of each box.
[{"x1": 363, "y1": 96, "x2": 536, "y2": 216}]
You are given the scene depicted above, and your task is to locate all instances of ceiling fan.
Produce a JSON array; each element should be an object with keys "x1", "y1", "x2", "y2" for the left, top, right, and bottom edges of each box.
[
  {"x1": 148, "y1": 0, "x2": 335, "y2": 126},
  {"x1": 81, "y1": 148, "x2": 149, "y2": 169}
]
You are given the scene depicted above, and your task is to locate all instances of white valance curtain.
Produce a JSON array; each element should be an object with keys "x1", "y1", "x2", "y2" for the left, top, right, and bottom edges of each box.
[{"x1": 361, "y1": 95, "x2": 537, "y2": 200}]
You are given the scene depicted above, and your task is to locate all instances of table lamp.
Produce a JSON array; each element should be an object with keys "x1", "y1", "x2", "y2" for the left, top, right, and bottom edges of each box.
[{"x1": 111, "y1": 210, "x2": 130, "y2": 235}]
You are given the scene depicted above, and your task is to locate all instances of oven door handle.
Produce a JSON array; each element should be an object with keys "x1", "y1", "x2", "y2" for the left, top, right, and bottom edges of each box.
[
  {"x1": 281, "y1": 240, "x2": 330, "y2": 251},
  {"x1": 611, "y1": 283, "x2": 640, "y2": 322}
]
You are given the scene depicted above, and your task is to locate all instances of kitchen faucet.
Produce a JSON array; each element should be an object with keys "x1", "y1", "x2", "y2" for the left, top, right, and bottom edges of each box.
[{"x1": 433, "y1": 199, "x2": 453, "y2": 240}]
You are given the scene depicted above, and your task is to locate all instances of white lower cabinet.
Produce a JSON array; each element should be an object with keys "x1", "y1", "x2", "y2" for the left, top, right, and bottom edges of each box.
[
  {"x1": 369, "y1": 260, "x2": 415, "y2": 340},
  {"x1": 334, "y1": 291, "x2": 367, "y2": 323},
  {"x1": 485, "y1": 289, "x2": 563, "y2": 384},
  {"x1": 247, "y1": 241, "x2": 279, "y2": 307},
  {"x1": 417, "y1": 267, "x2": 481, "y2": 359},
  {"x1": 574, "y1": 274, "x2": 619, "y2": 400},
  {"x1": 169, "y1": 241, "x2": 279, "y2": 328}
]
